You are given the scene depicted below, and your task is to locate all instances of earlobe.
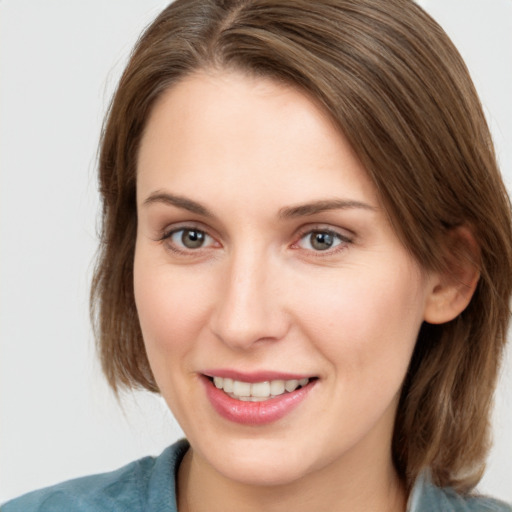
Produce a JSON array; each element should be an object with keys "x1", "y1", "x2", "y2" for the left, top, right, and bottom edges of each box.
[{"x1": 423, "y1": 227, "x2": 480, "y2": 325}]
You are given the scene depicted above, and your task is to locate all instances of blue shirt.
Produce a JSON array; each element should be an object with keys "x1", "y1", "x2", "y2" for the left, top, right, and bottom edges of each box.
[{"x1": 3, "y1": 439, "x2": 511, "y2": 511}]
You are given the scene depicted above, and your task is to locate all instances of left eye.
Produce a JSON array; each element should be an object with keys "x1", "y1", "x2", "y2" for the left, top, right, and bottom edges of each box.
[
  {"x1": 167, "y1": 228, "x2": 215, "y2": 250},
  {"x1": 297, "y1": 230, "x2": 345, "y2": 251}
]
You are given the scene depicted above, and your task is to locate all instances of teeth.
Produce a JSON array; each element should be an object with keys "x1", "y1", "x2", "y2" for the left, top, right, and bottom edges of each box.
[
  {"x1": 251, "y1": 381, "x2": 270, "y2": 397},
  {"x1": 270, "y1": 380, "x2": 285, "y2": 395},
  {"x1": 223, "y1": 378, "x2": 234, "y2": 393},
  {"x1": 285, "y1": 379, "x2": 299, "y2": 392},
  {"x1": 233, "y1": 380, "x2": 251, "y2": 397},
  {"x1": 211, "y1": 376, "x2": 311, "y2": 400}
]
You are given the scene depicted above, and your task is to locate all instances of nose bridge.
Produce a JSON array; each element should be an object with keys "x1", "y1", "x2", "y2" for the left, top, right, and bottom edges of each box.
[{"x1": 211, "y1": 243, "x2": 287, "y2": 349}]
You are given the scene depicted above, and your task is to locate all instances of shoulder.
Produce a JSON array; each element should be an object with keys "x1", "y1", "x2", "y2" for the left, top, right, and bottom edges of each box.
[
  {"x1": 409, "y1": 471, "x2": 512, "y2": 512},
  {"x1": 1, "y1": 439, "x2": 189, "y2": 512}
]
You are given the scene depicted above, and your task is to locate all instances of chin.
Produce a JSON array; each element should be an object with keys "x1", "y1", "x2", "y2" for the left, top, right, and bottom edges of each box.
[
  {"x1": 194, "y1": 434, "x2": 321, "y2": 487},
  {"x1": 215, "y1": 455, "x2": 312, "y2": 487}
]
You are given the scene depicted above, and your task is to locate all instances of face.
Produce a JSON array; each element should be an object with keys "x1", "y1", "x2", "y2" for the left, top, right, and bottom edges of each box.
[{"x1": 134, "y1": 70, "x2": 437, "y2": 487}]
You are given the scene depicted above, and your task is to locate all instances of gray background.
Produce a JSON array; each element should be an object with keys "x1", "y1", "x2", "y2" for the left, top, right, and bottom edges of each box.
[{"x1": 1, "y1": 0, "x2": 511, "y2": 503}]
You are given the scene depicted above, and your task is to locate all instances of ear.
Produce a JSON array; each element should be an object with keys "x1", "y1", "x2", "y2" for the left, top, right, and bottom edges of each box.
[{"x1": 423, "y1": 226, "x2": 480, "y2": 325}]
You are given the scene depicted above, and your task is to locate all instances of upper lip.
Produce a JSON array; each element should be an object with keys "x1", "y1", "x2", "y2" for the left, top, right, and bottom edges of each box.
[{"x1": 202, "y1": 369, "x2": 315, "y2": 383}]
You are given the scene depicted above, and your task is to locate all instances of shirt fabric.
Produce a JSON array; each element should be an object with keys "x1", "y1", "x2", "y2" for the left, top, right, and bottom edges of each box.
[{"x1": 3, "y1": 439, "x2": 511, "y2": 512}]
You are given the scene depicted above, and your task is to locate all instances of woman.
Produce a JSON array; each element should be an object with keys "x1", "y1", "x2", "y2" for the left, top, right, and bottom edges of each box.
[{"x1": 4, "y1": 0, "x2": 512, "y2": 510}]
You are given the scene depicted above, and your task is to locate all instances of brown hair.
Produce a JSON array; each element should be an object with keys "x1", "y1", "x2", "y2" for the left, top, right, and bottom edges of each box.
[{"x1": 91, "y1": 0, "x2": 512, "y2": 492}]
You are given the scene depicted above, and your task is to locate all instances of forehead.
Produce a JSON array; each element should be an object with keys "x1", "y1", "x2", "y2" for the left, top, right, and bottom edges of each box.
[{"x1": 136, "y1": 69, "x2": 379, "y2": 211}]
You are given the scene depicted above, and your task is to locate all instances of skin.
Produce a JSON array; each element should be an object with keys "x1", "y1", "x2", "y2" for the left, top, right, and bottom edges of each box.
[{"x1": 133, "y1": 69, "x2": 465, "y2": 512}]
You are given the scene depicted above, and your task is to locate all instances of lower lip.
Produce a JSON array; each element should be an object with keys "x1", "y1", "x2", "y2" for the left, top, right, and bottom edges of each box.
[{"x1": 202, "y1": 376, "x2": 316, "y2": 425}]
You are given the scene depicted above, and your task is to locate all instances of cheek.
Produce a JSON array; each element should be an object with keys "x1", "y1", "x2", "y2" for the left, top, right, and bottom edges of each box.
[
  {"x1": 293, "y1": 264, "x2": 426, "y2": 378},
  {"x1": 133, "y1": 248, "x2": 211, "y2": 367}
]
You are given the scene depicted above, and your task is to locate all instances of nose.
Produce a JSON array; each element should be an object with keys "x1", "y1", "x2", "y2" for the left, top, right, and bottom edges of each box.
[{"x1": 209, "y1": 248, "x2": 290, "y2": 350}]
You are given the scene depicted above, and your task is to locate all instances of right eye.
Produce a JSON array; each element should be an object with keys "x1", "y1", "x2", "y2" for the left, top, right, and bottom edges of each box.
[{"x1": 163, "y1": 228, "x2": 216, "y2": 251}]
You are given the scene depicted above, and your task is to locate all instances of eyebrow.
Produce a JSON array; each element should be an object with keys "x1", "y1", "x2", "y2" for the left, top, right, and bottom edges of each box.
[
  {"x1": 142, "y1": 191, "x2": 214, "y2": 218},
  {"x1": 278, "y1": 199, "x2": 376, "y2": 219},
  {"x1": 142, "y1": 192, "x2": 376, "y2": 219}
]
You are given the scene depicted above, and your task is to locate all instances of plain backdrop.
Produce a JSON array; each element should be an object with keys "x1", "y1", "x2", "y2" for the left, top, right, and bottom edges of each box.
[{"x1": 1, "y1": 0, "x2": 511, "y2": 504}]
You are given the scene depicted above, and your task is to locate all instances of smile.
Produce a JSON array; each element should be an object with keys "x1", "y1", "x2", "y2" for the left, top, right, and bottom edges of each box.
[
  {"x1": 202, "y1": 373, "x2": 317, "y2": 425},
  {"x1": 212, "y1": 376, "x2": 310, "y2": 401}
]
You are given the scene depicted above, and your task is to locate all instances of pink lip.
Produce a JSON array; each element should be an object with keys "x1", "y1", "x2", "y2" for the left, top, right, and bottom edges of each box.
[
  {"x1": 200, "y1": 374, "x2": 317, "y2": 426},
  {"x1": 202, "y1": 369, "x2": 311, "y2": 383}
]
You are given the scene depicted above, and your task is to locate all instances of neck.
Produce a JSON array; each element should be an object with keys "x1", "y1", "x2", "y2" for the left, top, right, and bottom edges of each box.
[{"x1": 177, "y1": 442, "x2": 407, "y2": 512}]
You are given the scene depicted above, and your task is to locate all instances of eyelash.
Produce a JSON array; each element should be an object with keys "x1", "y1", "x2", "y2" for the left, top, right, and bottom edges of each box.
[
  {"x1": 158, "y1": 226, "x2": 218, "y2": 255},
  {"x1": 292, "y1": 227, "x2": 353, "y2": 255},
  {"x1": 157, "y1": 225, "x2": 353, "y2": 256}
]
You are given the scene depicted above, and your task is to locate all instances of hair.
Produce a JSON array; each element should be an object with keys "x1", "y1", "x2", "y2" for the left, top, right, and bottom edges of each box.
[{"x1": 91, "y1": 0, "x2": 512, "y2": 493}]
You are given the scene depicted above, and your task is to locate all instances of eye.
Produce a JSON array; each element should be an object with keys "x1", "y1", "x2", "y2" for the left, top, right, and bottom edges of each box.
[
  {"x1": 164, "y1": 227, "x2": 216, "y2": 251},
  {"x1": 296, "y1": 229, "x2": 350, "y2": 252}
]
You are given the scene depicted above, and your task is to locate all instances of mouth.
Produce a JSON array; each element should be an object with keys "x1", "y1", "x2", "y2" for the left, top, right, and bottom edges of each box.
[
  {"x1": 207, "y1": 376, "x2": 313, "y2": 402},
  {"x1": 201, "y1": 373, "x2": 318, "y2": 425}
]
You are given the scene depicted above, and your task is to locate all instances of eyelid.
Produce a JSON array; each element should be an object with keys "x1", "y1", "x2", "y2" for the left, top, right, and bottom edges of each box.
[
  {"x1": 154, "y1": 221, "x2": 353, "y2": 256},
  {"x1": 156, "y1": 220, "x2": 212, "y2": 240},
  {"x1": 295, "y1": 223, "x2": 354, "y2": 239},
  {"x1": 292, "y1": 225, "x2": 354, "y2": 253},
  {"x1": 157, "y1": 222, "x2": 221, "y2": 254}
]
